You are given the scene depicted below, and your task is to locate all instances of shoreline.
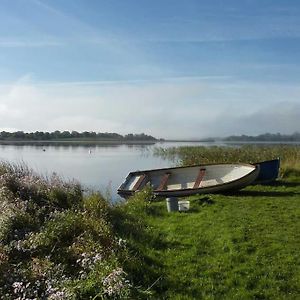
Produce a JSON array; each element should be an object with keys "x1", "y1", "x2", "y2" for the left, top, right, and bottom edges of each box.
[
  {"x1": 0, "y1": 139, "x2": 157, "y2": 146},
  {"x1": 1, "y1": 139, "x2": 300, "y2": 146}
]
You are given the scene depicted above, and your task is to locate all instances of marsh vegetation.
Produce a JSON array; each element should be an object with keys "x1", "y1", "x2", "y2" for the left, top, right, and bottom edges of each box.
[
  {"x1": 154, "y1": 144, "x2": 300, "y2": 176},
  {"x1": 0, "y1": 163, "x2": 137, "y2": 299}
]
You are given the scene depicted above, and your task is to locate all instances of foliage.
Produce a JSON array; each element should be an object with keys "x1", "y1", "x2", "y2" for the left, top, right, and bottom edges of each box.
[
  {"x1": 0, "y1": 162, "x2": 134, "y2": 299},
  {"x1": 110, "y1": 188, "x2": 169, "y2": 298},
  {"x1": 224, "y1": 131, "x2": 300, "y2": 142},
  {"x1": 0, "y1": 130, "x2": 157, "y2": 141}
]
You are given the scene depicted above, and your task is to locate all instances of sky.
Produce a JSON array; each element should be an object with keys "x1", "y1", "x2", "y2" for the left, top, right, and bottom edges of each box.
[{"x1": 0, "y1": 0, "x2": 300, "y2": 139}]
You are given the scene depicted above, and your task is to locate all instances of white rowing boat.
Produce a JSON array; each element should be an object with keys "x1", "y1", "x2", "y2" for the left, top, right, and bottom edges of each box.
[{"x1": 118, "y1": 163, "x2": 260, "y2": 198}]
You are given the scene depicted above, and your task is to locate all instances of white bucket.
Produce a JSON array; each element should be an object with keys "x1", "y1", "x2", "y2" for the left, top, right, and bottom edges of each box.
[{"x1": 178, "y1": 200, "x2": 190, "y2": 211}]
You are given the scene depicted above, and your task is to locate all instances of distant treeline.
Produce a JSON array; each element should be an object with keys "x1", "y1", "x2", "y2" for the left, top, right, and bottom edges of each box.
[
  {"x1": 0, "y1": 130, "x2": 157, "y2": 141},
  {"x1": 224, "y1": 132, "x2": 300, "y2": 142}
]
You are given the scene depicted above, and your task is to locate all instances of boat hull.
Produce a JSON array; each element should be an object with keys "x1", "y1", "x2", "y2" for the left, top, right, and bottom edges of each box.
[
  {"x1": 253, "y1": 158, "x2": 280, "y2": 184},
  {"x1": 118, "y1": 163, "x2": 260, "y2": 198}
]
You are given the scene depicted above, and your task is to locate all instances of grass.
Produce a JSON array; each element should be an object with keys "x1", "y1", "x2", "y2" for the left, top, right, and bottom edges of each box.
[
  {"x1": 120, "y1": 177, "x2": 300, "y2": 299},
  {"x1": 115, "y1": 145, "x2": 300, "y2": 299}
]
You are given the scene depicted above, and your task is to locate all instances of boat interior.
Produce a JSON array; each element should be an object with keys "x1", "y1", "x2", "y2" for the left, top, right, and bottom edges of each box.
[{"x1": 122, "y1": 164, "x2": 255, "y2": 192}]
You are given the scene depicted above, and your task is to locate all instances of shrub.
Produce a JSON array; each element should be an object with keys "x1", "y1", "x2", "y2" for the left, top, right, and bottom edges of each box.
[
  {"x1": 83, "y1": 192, "x2": 110, "y2": 220},
  {"x1": 0, "y1": 162, "x2": 134, "y2": 299}
]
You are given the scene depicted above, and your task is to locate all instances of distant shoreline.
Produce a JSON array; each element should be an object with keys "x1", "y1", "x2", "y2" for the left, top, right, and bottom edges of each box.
[
  {"x1": 1, "y1": 139, "x2": 300, "y2": 146},
  {"x1": 0, "y1": 139, "x2": 157, "y2": 145}
]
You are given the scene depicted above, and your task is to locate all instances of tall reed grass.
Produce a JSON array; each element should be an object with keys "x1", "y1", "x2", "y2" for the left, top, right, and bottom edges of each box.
[{"x1": 154, "y1": 145, "x2": 300, "y2": 176}]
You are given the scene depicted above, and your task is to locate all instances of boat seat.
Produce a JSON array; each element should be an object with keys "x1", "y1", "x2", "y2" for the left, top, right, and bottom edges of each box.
[
  {"x1": 156, "y1": 172, "x2": 171, "y2": 191},
  {"x1": 132, "y1": 174, "x2": 147, "y2": 191},
  {"x1": 193, "y1": 168, "x2": 206, "y2": 188}
]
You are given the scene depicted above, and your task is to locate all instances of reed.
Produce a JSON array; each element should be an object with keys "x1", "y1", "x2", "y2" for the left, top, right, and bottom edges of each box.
[{"x1": 154, "y1": 145, "x2": 300, "y2": 176}]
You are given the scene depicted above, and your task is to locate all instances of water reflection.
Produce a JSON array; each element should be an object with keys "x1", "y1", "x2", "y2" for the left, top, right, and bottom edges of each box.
[{"x1": 0, "y1": 142, "x2": 173, "y2": 201}]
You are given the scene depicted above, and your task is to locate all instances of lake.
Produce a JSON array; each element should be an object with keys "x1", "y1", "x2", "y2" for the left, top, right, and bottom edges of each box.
[
  {"x1": 2, "y1": 140, "x2": 297, "y2": 200},
  {"x1": 0, "y1": 141, "x2": 218, "y2": 201}
]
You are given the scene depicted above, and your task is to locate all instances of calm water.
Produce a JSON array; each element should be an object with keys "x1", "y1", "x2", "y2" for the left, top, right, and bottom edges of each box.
[{"x1": 0, "y1": 141, "x2": 217, "y2": 200}]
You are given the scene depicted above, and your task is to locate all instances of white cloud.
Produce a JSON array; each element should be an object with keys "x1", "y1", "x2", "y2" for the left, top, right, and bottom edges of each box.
[{"x1": 0, "y1": 77, "x2": 300, "y2": 138}]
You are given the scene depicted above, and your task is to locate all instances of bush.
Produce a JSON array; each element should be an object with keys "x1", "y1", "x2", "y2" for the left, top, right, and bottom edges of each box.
[{"x1": 0, "y1": 162, "x2": 134, "y2": 299}]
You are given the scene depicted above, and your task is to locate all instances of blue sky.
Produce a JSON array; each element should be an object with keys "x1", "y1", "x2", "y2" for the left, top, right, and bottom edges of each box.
[{"x1": 0, "y1": 0, "x2": 300, "y2": 138}]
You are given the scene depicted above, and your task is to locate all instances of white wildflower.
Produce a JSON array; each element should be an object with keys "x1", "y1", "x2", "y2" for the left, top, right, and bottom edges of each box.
[
  {"x1": 12, "y1": 281, "x2": 24, "y2": 294},
  {"x1": 102, "y1": 267, "x2": 130, "y2": 297}
]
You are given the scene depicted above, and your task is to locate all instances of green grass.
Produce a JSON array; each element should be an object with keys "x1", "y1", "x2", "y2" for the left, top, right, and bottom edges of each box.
[
  {"x1": 113, "y1": 145, "x2": 300, "y2": 299},
  {"x1": 119, "y1": 177, "x2": 300, "y2": 299}
]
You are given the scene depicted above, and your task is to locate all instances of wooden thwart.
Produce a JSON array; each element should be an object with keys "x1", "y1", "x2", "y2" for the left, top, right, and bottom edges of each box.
[
  {"x1": 157, "y1": 172, "x2": 171, "y2": 191},
  {"x1": 132, "y1": 174, "x2": 147, "y2": 191},
  {"x1": 193, "y1": 168, "x2": 206, "y2": 188}
]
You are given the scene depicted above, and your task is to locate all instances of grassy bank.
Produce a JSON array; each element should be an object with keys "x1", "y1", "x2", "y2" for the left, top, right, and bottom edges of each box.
[
  {"x1": 120, "y1": 145, "x2": 300, "y2": 299},
  {"x1": 120, "y1": 180, "x2": 300, "y2": 299},
  {"x1": 1, "y1": 145, "x2": 300, "y2": 299}
]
